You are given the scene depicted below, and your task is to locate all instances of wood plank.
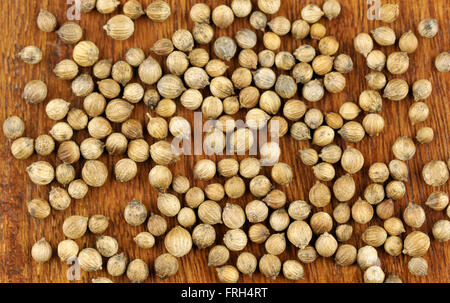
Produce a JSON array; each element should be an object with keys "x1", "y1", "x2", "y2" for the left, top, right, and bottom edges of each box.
[{"x1": 0, "y1": 0, "x2": 448, "y2": 283}]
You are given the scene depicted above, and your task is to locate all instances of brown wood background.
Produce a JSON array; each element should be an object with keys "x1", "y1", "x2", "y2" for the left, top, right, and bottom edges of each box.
[{"x1": 0, "y1": 0, "x2": 449, "y2": 283}]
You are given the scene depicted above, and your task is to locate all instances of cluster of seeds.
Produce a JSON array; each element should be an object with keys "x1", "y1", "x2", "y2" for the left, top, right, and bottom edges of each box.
[{"x1": 3, "y1": 0, "x2": 450, "y2": 283}]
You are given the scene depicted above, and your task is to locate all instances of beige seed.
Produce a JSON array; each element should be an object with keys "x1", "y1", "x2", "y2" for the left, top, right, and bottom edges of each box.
[
  {"x1": 418, "y1": 18, "x2": 438, "y2": 38},
  {"x1": 104, "y1": 15, "x2": 135, "y2": 40},
  {"x1": 146, "y1": 0, "x2": 171, "y2": 22},
  {"x1": 37, "y1": 9, "x2": 57, "y2": 32}
]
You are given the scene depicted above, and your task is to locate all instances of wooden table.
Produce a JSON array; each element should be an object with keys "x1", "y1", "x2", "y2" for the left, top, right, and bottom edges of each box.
[{"x1": 0, "y1": 0, "x2": 449, "y2": 283}]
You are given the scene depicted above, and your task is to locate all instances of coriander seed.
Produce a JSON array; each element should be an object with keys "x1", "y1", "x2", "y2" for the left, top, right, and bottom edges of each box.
[
  {"x1": 192, "y1": 224, "x2": 216, "y2": 249},
  {"x1": 418, "y1": 18, "x2": 438, "y2": 38},
  {"x1": 23, "y1": 80, "x2": 47, "y2": 104},
  {"x1": 151, "y1": 38, "x2": 174, "y2": 57},
  {"x1": 310, "y1": 212, "x2": 333, "y2": 234},
  {"x1": 412, "y1": 79, "x2": 432, "y2": 101},
  {"x1": 249, "y1": 11, "x2": 267, "y2": 31},
  {"x1": 376, "y1": 199, "x2": 395, "y2": 220},
  {"x1": 302, "y1": 79, "x2": 325, "y2": 102},
  {"x1": 146, "y1": 0, "x2": 171, "y2": 22},
  {"x1": 88, "y1": 215, "x2": 109, "y2": 234},
  {"x1": 107, "y1": 254, "x2": 128, "y2": 276},
  {"x1": 236, "y1": 252, "x2": 257, "y2": 276},
  {"x1": 115, "y1": 158, "x2": 137, "y2": 182},
  {"x1": 18, "y1": 46, "x2": 42, "y2": 65},
  {"x1": 190, "y1": 3, "x2": 210, "y2": 23},
  {"x1": 105, "y1": 133, "x2": 128, "y2": 155},
  {"x1": 104, "y1": 15, "x2": 135, "y2": 40},
  {"x1": 366, "y1": 50, "x2": 386, "y2": 71},
  {"x1": 68, "y1": 180, "x2": 89, "y2": 200},
  {"x1": 357, "y1": 246, "x2": 378, "y2": 270},
  {"x1": 435, "y1": 51, "x2": 450, "y2": 72},
  {"x1": 96, "y1": 236, "x2": 118, "y2": 257},
  {"x1": 49, "y1": 187, "x2": 71, "y2": 210},
  {"x1": 335, "y1": 244, "x2": 357, "y2": 267},
  {"x1": 123, "y1": 0, "x2": 145, "y2": 19},
  {"x1": 193, "y1": 22, "x2": 215, "y2": 45},
  {"x1": 258, "y1": 0, "x2": 281, "y2": 14},
  {"x1": 223, "y1": 229, "x2": 248, "y2": 251},
  {"x1": 336, "y1": 224, "x2": 353, "y2": 242},
  {"x1": 55, "y1": 163, "x2": 75, "y2": 186},
  {"x1": 96, "y1": 0, "x2": 120, "y2": 14},
  {"x1": 354, "y1": 33, "x2": 374, "y2": 57},
  {"x1": 408, "y1": 257, "x2": 428, "y2": 277},
  {"x1": 93, "y1": 59, "x2": 113, "y2": 80},
  {"x1": 249, "y1": 224, "x2": 270, "y2": 244},
  {"x1": 258, "y1": 50, "x2": 275, "y2": 67},
  {"x1": 301, "y1": 4, "x2": 324, "y2": 23},
  {"x1": 212, "y1": 5, "x2": 234, "y2": 29},
  {"x1": 57, "y1": 240, "x2": 79, "y2": 262},
  {"x1": 268, "y1": 16, "x2": 291, "y2": 36},
  {"x1": 291, "y1": 122, "x2": 311, "y2": 141},
  {"x1": 315, "y1": 232, "x2": 338, "y2": 257},
  {"x1": 399, "y1": 30, "x2": 419, "y2": 53},
  {"x1": 124, "y1": 199, "x2": 148, "y2": 227},
  {"x1": 384, "y1": 217, "x2": 406, "y2": 236},
  {"x1": 292, "y1": 62, "x2": 313, "y2": 84},
  {"x1": 269, "y1": 209, "x2": 290, "y2": 231},
  {"x1": 432, "y1": 220, "x2": 450, "y2": 242},
  {"x1": 155, "y1": 254, "x2": 179, "y2": 280},
  {"x1": 312, "y1": 55, "x2": 334, "y2": 75},
  {"x1": 11, "y1": 137, "x2": 34, "y2": 160},
  {"x1": 338, "y1": 121, "x2": 366, "y2": 143},
  {"x1": 334, "y1": 54, "x2": 354, "y2": 73},
  {"x1": 57, "y1": 141, "x2": 80, "y2": 164},
  {"x1": 422, "y1": 160, "x2": 449, "y2": 186},
  {"x1": 259, "y1": 254, "x2": 281, "y2": 280},
  {"x1": 365, "y1": 72, "x2": 387, "y2": 90},
  {"x1": 323, "y1": 0, "x2": 341, "y2": 20},
  {"x1": 362, "y1": 225, "x2": 387, "y2": 247},
  {"x1": 31, "y1": 238, "x2": 52, "y2": 263},
  {"x1": 3, "y1": 116, "x2": 25, "y2": 140},
  {"x1": 139, "y1": 57, "x2": 162, "y2": 85},
  {"x1": 352, "y1": 198, "x2": 374, "y2": 224},
  {"x1": 235, "y1": 29, "x2": 257, "y2": 49},
  {"x1": 384, "y1": 239, "x2": 403, "y2": 258},
  {"x1": 263, "y1": 32, "x2": 281, "y2": 51},
  {"x1": 145, "y1": 214, "x2": 167, "y2": 237},
  {"x1": 37, "y1": 9, "x2": 57, "y2": 32},
  {"x1": 67, "y1": 108, "x2": 88, "y2": 131},
  {"x1": 387, "y1": 52, "x2": 409, "y2": 75},
  {"x1": 27, "y1": 199, "x2": 51, "y2": 220},
  {"x1": 166, "y1": 51, "x2": 189, "y2": 76},
  {"x1": 208, "y1": 245, "x2": 230, "y2": 267},
  {"x1": 324, "y1": 72, "x2": 346, "y2": 93},
  {"x1": 383, "y1": 78, "x2": 409, "y2": 101},
  {"x1": 379, "y1": 3, "x2": 399, "y2": 23},
  {"x1": 294, "y1": 45, "x2": 316, "y2": 63},
  {"x1": 157, "y1": 193, "x2": 181, "y2": 217},
  {"x1": 403, "y1": 231, "x2": 430, "y2": 257},
  {"x1": 371, "y1": 26, "x2": 396, "y2": 46},
  {"x1": 27, "y1": 161, "x2": 54, "y2": 185},
  {"x1": 216, "y1": 266, "x2": 239, "y2": 283},
  {"x1": 363, "y1": 113, "x2": 385, "y2": 137},
  {"x1": 291, "y1": 19, "x2": 310, "y2": 40},
  {"x1": 426, "y1": 191, "x2": 449, "y2": 211},
  {"x1": 403, "y1": 203, "x2": 426, "y2": 228},
  {"x1": 63, "y1": 216, "x2": 88, "y2": 239},
  {"x1": 127, "y1": 259, "x2": 149, "y2": 283},
  {"x1": 333, "y1": 174, "x2": 356, "y2": 202},
  {"x1": 73, "y1": 41, "x2": 99, "y2": 67}
]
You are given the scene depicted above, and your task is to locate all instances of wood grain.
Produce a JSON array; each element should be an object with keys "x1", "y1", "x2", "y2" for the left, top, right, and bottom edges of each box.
[{"x1": 0, "y1": 0, "x2": 449, "y2": 283}]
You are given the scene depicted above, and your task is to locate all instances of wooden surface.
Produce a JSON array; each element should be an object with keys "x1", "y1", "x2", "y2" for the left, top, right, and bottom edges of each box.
[{"x1": 0, "y1": 0, "x2": 449, "y2": 283}]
